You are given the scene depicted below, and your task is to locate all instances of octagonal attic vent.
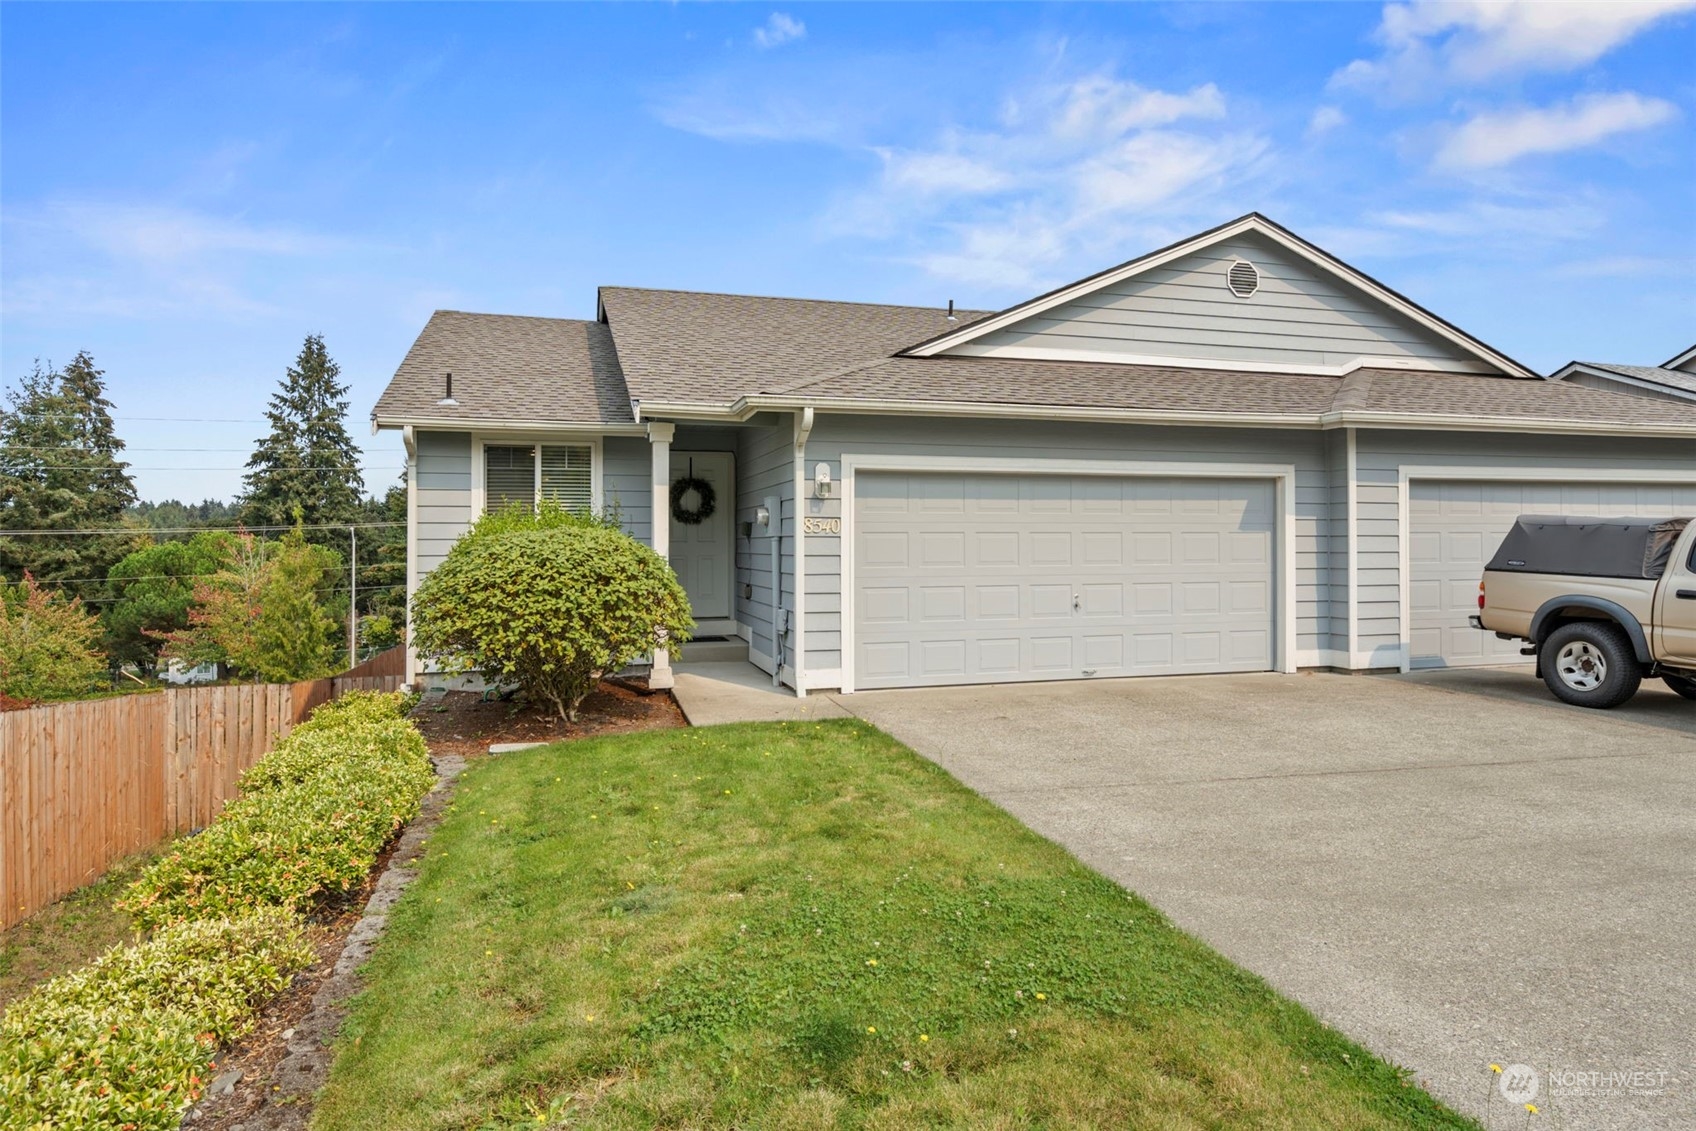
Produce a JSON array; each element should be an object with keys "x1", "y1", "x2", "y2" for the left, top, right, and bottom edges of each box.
[{"x1": 1227, "y1": 259, "x2": 1260, "y2": 298}]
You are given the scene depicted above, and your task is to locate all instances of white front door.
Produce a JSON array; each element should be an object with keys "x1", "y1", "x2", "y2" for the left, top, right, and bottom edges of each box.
[{"x1": 668, "y1": 451, "x2": 735, "y2": 622}]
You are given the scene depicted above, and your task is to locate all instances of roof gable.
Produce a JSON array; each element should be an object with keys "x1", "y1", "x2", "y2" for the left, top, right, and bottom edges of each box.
[
  {"x1": 1665, "y1": 344, "x2": 1696, "y2": 372},
  {"x1": 902, "y1": 214, "x2": 1536, "y2": 379}
]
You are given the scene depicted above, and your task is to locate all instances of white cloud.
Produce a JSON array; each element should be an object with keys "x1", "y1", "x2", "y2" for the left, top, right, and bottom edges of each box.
[
  {"x1": 828, "y1": 75, "x2": 1266, "y2": 291},
  {"x1": 1433, "y1": 92, "x2": 1678, "y2": 169},
  {"x1": 1306, "y1": 106, "x2": 1348, "y2": 138},
  {"x1": 753, "y1": 13, "x2": 806, "y2": 50},
  {"x1": 1334, "y1": 0, "x2": 1696, "y2": 95}
]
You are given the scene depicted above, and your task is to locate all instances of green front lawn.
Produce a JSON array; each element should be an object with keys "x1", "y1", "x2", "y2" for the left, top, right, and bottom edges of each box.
[{"x1": 315, "y1": 721, "x2": 1475, "y2": 1130}]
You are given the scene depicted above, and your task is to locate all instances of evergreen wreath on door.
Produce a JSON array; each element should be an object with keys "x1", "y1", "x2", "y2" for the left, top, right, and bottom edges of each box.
[{"x1": 669, "y1": 458, "x2": 716, "y2": 525}]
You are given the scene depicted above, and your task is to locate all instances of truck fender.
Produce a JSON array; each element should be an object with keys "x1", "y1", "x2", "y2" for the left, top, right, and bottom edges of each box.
[{"x1": 1529, "y1": 597, "x2": 1652, "y2": 664}]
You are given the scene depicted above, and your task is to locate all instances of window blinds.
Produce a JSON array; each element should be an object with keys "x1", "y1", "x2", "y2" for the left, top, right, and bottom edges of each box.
[{"x1": 483, "y1": 443, "x2": 593, "y2": 514}]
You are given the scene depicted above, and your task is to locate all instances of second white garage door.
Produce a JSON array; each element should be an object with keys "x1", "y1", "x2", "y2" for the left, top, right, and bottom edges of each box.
[
  {"x1": 852, "y1": 472, "x2": 1276, "y2": 690},
  {"x1": 1408, "y1": 479, "x2": 1696, "y2": 669}
]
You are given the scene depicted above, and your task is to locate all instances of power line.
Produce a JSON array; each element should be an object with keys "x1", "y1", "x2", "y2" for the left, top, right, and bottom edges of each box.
[
  {"x1": 11, "y1": 464, "x2": 404, "y2": 472},
  {"x1": 0, "y1": 520, "x2": 404, "y2": 536}
]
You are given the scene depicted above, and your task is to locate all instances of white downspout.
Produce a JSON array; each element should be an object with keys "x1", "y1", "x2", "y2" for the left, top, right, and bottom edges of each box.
[{"x1": 402, "y1": 426, "x2": 419, "y2": 688}]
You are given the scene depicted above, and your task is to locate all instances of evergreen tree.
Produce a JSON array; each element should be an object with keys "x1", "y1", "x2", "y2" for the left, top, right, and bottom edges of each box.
[
  {"x1": 0, "y1": 353, "x2": 138, "y2": 599},
  {"x1": 241, "y1": 335, "x2": 364, "y2": 544},
  {"x1": 105, "y1": 530, "x2": 236, "y2": 673}
]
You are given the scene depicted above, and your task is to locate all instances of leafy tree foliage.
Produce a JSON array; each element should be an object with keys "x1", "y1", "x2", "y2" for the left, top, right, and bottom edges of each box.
[
  {"x1": 0, "y1": 353, "x2": 138, "y2": 598},
  {"x1": 411, "y1": 503, "x2": 693, "y2": 720},
  {"x1": 105, "y1": 531, "x2": 236, "y2": 673},
  {"x1": 240, "y1": 335, "x2": 364, "y2": 541},
  {"x1": 0, "y1": 573, "x2": 107, "y2": 702},
  {"x1": 164, "y1": 527, "x2": 342, "y2": 682}
]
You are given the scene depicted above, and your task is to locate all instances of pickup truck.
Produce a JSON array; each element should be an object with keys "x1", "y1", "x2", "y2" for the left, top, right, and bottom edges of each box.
[{"x1": 1472, "y1": 514, "x2": 1696, "y2": 709}]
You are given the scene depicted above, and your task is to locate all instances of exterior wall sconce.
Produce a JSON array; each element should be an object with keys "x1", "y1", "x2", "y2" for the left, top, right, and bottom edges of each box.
[{"x1": 815, "y1": 463, "x2": 832, "y2": 498}]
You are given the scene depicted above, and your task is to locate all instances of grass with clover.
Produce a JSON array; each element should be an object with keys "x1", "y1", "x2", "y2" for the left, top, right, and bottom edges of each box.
[{"x1": 314, "y1": 720, "x2": 1479, "y2": 1130}]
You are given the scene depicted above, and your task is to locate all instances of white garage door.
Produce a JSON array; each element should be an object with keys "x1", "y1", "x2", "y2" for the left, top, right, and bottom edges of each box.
[
  {"x1": 852, "y1": 472, "x2": 1276, "y2": 690},
  {"x1": 1408, "y1": 479, "x2": 1696, "y2": 669}
]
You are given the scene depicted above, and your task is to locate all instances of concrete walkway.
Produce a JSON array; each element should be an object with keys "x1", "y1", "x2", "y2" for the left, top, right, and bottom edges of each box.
[
  {"x1": 831, "y1": 672, "x2": 1694, "y2": 1131},
  {"x1": 669, "y1": 661, "x2": 850, "y2": 726}
]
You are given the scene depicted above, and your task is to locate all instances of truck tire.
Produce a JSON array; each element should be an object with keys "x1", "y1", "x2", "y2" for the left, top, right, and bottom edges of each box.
[
  {"x1": 1541, "y1": 622, "x2": 1642, "y2": 709},
  {"x1": 1664, "y1": 674, "x2": 1696, "y2": 701}
]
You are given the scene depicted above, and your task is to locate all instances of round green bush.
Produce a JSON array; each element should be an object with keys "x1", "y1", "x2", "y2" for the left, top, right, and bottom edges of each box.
[{"x1": 411, "y1": 520, "x2": 693, "y2": 721}]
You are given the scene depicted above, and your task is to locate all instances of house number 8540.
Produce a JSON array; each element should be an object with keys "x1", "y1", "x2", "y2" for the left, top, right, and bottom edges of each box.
[{"x1": 802, "y1": 517, "x2": 841, "y2": 534}]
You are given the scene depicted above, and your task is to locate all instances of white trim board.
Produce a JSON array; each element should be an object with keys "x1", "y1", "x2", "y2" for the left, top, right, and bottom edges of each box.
[
  {"x1": 900, "y1": 213, "x2": 1537, "y2": 380},
  {"x1": 836, "y1": 453, "x2": 1300, "y2": 694},
  {"x1": 949, "y1": 342, "x2": 1498, "y2": 378},
  {"x1": 1393, "y1": 465, "x2": 1696, "y2": 673}
]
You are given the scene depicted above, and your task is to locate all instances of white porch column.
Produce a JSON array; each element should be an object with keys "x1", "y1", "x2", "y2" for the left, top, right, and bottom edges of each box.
[{"x1": 647, "y1": 422, "x2": 676, "y2": 690}]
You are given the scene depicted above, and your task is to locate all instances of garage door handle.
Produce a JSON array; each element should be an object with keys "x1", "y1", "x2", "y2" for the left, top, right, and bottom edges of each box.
[
  {"x1": 1678, "y1": 589, "x2": 1696, "y2": 600},
  {"x1": 1073, "y1": 593, "x2": 1081, "y2": 610}
]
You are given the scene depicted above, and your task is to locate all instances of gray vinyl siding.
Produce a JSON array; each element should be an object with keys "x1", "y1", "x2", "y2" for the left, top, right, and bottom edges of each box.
[
  {"x1": 415, "y1": 431, "x2": 474, "y2": 577},
  {"x1": 970, "y1": 231, "x2": 1489, "y2": 373},
  {"x1": 734, "y1": 416, "x2": 797, "y2": 673},
  {"x1": 800, "y1": 415, "x2": 1332, "y2": 682},
  {"x1": 602, "y1": 436, "x2": 651, "y2": 542},
  {"x1": 1354, "y1": 430, "x2": 1696, "y2": 665}
]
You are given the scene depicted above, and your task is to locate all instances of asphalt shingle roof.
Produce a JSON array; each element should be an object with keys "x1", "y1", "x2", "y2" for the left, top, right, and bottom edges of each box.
[
  {"x1": 373, "y1": 294, "x2": 1696, "y2": 434},
  {"x1": 372, "y1": 311, "x2": 633, "y2": 427},
  {"x1": 597, "y1": 286, "x2": 989, "y2": 407}
]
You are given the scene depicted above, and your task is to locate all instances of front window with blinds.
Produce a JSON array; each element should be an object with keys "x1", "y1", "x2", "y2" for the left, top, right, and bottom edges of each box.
[{"x1": 483, "y1": 443, "x2": 594, "y2": 514}]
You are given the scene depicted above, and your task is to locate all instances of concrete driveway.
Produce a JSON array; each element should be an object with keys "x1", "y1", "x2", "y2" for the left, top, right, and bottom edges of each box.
[{"x1": 836, "y1": 671, "x2": 1694, "y2": 1130}]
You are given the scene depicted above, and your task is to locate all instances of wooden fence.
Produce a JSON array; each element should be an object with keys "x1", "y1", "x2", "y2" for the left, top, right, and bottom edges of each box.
[{"x1": 0, "y1": 649, "x2": 405, "y2": 930}]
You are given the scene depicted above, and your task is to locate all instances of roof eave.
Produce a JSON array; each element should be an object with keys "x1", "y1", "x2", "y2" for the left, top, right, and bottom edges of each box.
[
  {"x1": 727, "y1": 393, "x2": 1695, "y2": 438},
  {"x1": 371, "y1": 412, "x2": 647, "y2": 434}
]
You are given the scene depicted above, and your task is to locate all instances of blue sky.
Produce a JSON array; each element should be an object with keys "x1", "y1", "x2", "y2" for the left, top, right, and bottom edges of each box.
[{"x1": 3, "y1": 2, "x2": 1693, "y2": 504}]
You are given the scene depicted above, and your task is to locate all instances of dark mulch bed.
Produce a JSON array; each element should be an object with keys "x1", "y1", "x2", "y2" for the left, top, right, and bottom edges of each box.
[{"x1": 408, "y1": 679, "x2": 684, "y2": 758}]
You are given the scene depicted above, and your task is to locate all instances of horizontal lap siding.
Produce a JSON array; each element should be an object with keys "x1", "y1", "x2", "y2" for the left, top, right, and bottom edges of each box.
[
  {"x1": 802, "y1": 415, "x2": 1331, "y2": 680},
  {"x1": 972, "y1": 232, "x2": 1485, "y2": 372},
  {"x1": 416, "y1": 431, "x2": 473, "y2": 577},
  {"x1": 604, "y1": 436, "x2": 651, "y2": 544},
  {"x1": 1356, "y1": 429, "x2": 1696, "y2": 666},
  {"x1": 736, "y1": 417, "x2": 796, "y2": 671}
]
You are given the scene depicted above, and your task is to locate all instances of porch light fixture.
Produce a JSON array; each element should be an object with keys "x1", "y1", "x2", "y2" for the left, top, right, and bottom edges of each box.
[{"x1": 815, "y1": 462, "x2": 832, "y2": 498}]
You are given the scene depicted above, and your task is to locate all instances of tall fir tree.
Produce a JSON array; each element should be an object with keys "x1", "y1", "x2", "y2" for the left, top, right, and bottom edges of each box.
[
  {"x1": 0, "y1": 352, "x2": 138, "y2": 600},
  {"x1": 241, "y1": 335, "x2": 364, "y2": 543}
]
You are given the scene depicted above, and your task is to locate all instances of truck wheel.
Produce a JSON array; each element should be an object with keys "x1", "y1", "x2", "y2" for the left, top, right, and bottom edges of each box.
[
  {"x1": 1541, "y1": 622, "x2": 1642, "y2": 709},
  {"x1": 1664, "y1": 674, "x2": 1696, "y2": 701}
]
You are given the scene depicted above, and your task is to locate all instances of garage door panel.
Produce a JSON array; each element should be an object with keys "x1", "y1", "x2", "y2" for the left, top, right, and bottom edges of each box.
[
  {"x1": 1409, "y1": 479, "x2": 1696, "y2": 669},
  {"x1": 855, "y1": 471, "x2": 1276, "y2": 689}
]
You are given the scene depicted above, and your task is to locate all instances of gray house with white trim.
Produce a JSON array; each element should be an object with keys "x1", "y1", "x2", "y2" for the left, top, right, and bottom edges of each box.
[{"x1": 372, "y1": 214, "x2": 1696, "y2": 694}]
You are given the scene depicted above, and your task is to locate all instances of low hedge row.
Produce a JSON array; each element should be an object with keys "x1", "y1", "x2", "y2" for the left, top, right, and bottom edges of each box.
[
  {"x1": 0, "y1": 691, "x2": 434, "y2": 1130},
  {"x1": 0, "y1": 910, "x2": 314, "y2": 1130},
  {"x1": 119, "y1": 691, "x2": 435, "y2": 930}
]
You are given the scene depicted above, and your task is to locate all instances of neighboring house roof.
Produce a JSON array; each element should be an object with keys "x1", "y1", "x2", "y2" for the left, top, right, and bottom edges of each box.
[
  {"x1": 1548, "y1": 359, "x2": 1696, "y2": 402},
  {"x1": 895, "y1": 213, "x2": 1540, "y2": 380},
  {"x1": 596, "y1": 286, "x2": 988, "y2": 409},
  {"x1": 372, "y1": 311, "x2": 635, "y2": 428},
  {"x1": 1660, "y1": 344, "x2": 1696, "y2": 372}
]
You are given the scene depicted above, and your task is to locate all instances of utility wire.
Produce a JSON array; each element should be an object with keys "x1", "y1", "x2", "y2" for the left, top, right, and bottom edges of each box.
[
  {"x1": 10, "y1": 464, "x2": 404, "y2": 472},
  {"x1": 66, "y1": 581, "x2": 409, "y2": 605},
  {"x1": 0, "y1": 520, "x2": 404, "y2": 537}
]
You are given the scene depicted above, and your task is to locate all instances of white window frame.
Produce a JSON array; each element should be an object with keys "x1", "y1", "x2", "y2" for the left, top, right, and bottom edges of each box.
[
  {"x1": 836, "y1": 453, "x2": 1299, "y2": 694},
  {"x1": 1394, "y1": 464, "x2": 1696, "y2": 673},
  {"x1": 469, "y1": 432, "x2": 605, "y2": 520}
]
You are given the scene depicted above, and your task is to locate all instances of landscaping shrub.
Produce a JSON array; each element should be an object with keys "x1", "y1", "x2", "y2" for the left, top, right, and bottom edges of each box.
[
  {"x1": 0, "y1": 910, "x2": 313, "y2": 1131},
  {"x1": 411, "y1": 502, "x2": 693, "y2": 720},
  {"x1": 119, "y1": 691, "x2": 434, "y2": 930},
  {"x1": 0, "y1": 573, "x2": 106, "y2": 702}
]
